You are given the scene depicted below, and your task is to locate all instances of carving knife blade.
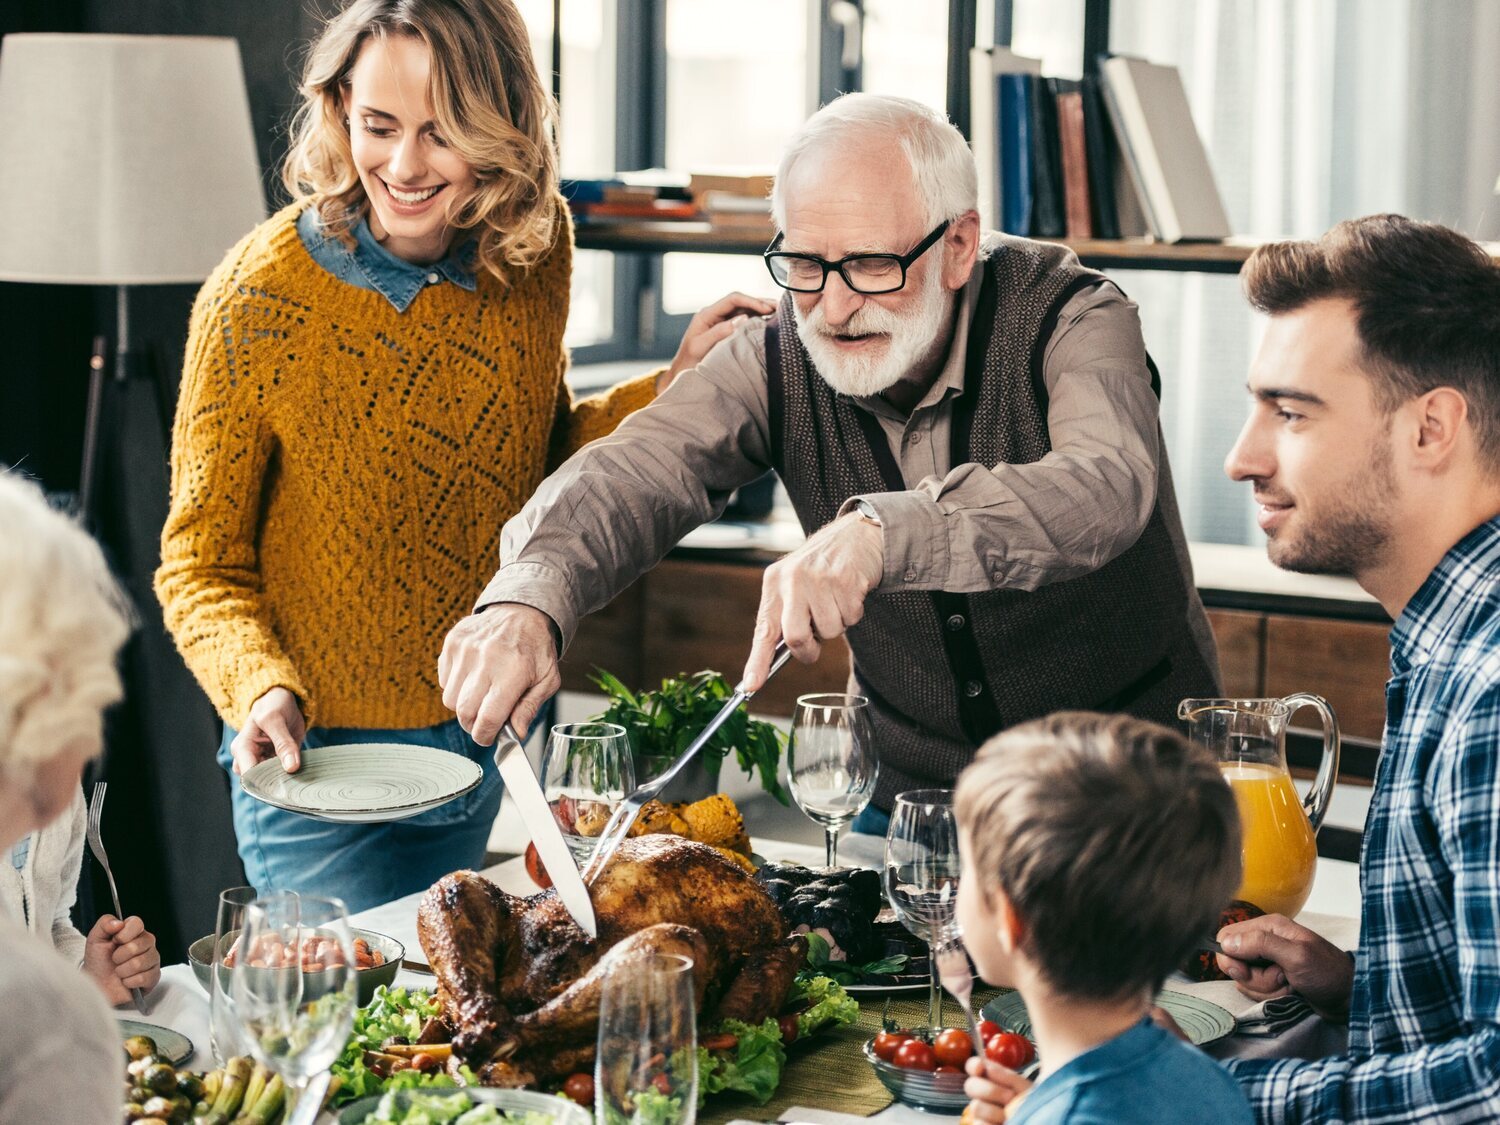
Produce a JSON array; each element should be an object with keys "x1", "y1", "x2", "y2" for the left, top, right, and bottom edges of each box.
[{"x1": 495, "y1": 723, "x2": 599, "y2": 939}]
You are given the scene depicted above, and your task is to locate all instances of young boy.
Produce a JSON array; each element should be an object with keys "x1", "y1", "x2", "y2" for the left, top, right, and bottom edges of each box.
[{"x1": 955, "y1": 711, "x2": 1252, "y2": 1124}]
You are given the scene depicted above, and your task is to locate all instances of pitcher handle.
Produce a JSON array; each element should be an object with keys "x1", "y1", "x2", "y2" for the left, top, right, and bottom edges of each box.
[{"x1": 1281, "y1": 692, "x2": 1342, "y2": 835}]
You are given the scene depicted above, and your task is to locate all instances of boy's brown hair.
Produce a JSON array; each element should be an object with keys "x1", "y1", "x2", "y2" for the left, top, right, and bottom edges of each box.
[
  {"x1": 955, "y1": 712, "x2": 1240, "y2": 1002},
  {"x1": 1243, "y1": 214, "x2": 1500, "y2": 468}
]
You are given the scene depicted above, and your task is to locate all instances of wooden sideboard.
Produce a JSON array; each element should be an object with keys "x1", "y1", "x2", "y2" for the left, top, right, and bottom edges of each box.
[{"x1": 563, "y1": 548, "x2": 1393, "y2": 745}]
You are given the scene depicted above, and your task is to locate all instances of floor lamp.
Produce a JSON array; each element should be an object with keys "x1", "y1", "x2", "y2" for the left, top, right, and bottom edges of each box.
[{"x1": 0, "y1": 33, "x2": 266, "y2": 521}]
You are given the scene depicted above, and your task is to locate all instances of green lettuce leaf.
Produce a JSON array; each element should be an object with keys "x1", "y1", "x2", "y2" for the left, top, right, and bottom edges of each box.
[{"x1": 696, "y1": 1018, "x2": 786, "y2": 1106}]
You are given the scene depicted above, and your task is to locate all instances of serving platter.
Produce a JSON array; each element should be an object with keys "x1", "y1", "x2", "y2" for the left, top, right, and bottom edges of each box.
[
  {"x1": 118, "y1": 1018, "x2": 193, "y2": 1067},
  {"x1": 982, "y1": 988, "x2": 1237, "y2": 1047},
  {"x1": 241, "y1": 744, "x2": 482, "y2": 823}
]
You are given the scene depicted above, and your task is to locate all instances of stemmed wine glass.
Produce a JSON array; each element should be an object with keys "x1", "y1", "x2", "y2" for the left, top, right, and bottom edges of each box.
[
  {"x1": 231, "y1": 893, "x2": 357, "y2": 1124},
  {"x1": 788, "y1": 693, "x2": 877, "y2": 867},
  {"x1": 540, "y1": 722, "x2": 635, "y2": 866},
  {"x1": 209, "y1": 885, "x2": 258, "y2": 1065},
  {"x1": 596, "y1": 951, "x2": 699, "y2": 1125},
  {"x1": 884, "y1": 789, "x2": 962, "y2": 1033}
]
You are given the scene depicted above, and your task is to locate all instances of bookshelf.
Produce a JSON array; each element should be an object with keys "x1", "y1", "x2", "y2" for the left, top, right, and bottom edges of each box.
[{"x1": 574, "y1": 222, "x2": 1500, "y2": 274}]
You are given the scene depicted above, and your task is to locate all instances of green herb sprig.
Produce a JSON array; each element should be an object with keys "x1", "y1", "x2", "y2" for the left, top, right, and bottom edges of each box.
[{"x1": 589, "y1": 668, "x2": 790, "y2": 804}]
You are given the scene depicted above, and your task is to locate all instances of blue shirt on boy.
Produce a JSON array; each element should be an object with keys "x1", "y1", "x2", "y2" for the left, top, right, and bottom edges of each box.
[{"x1": 1008, "y1": 1019, "x2": 1253, "y2": 1125}]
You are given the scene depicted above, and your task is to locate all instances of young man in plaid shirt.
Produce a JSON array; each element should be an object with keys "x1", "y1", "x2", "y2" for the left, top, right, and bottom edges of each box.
[{"x1": 1213, "y1": 215, "x2": 1500, "y2": 1122}]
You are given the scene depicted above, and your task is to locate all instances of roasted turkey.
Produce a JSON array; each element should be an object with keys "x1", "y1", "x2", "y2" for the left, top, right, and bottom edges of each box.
[{"x1": 417, "y1": 834, "x2": 805, "y2": 1084}]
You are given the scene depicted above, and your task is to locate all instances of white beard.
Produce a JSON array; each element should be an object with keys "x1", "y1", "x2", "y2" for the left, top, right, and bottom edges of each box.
[{"x1": 793, "y1": 264, "x2": 954, "y2": 398}]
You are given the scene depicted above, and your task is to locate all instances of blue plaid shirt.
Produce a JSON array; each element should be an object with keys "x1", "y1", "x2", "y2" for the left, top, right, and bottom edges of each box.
[{"x1": 1226, "y1": 516, "x2": 1500, "y2": 1122}]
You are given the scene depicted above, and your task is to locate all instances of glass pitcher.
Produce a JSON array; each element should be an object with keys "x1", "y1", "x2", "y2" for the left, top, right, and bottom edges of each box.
[{"x1": 1178, "y1": 695, "x2": 1341, "y2": 918}]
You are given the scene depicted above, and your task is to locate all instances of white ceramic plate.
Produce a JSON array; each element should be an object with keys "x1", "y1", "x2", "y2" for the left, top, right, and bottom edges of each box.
[
  {"x1": 241, "y1": 744, "x2": 482, "y2": 823},
  {"x1": 119, "y1": 1018, "x2": 193, "y2": 1067},
  {"x1": 982, "y1": 988, "x2": 1237, "y2": 1047}
]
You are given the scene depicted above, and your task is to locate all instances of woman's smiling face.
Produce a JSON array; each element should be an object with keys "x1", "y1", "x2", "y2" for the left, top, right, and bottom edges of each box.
[{"x1": 343, "y1": 33, "x2": 477, "y2": 264}]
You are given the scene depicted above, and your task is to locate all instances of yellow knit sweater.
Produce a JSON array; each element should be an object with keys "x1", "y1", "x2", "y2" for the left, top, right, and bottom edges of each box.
[{"x1": 156, "y1": 202, "x2": 656, "y2": 730}]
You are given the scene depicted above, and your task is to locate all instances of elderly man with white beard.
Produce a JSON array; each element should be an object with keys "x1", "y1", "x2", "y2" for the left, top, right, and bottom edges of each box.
[{"x1": 440, "y1": 93, "x2": 1220, "y2": 816}]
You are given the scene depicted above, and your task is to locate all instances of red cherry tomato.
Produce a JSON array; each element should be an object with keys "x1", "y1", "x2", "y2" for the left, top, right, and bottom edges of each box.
[
  {"x1": 977, "y1": 1019, "x2": 1001, "y2": 1043},
  {"x1": 984, "y1": 1032, "x2": 1035, "y2": 1070},
  {"x1": 778, "y1": 1013, "x2": 800, "y2": 1046},
  {"x1": 935, "y1": 1065, "x2": 963, "y2": 1074},
  {"x1": 872, "y1": 1030, "x2": 913, "y2": 1062},
  {"x1": 561, "y1": 1072, "x2": 594, "y2": 1105},
  {"x1": 524, "y1": 842, "x2": 552, "y2": 889},
  {"x1": 932, "y1": 1028, "x2": 974, "y2": 1067},
  {"x1": 651, "y1": 1073, "x2": 673, "y2": 1096},
  {"x1": 893, "y1": 1039, "x2": 937, "y2": 1071}
]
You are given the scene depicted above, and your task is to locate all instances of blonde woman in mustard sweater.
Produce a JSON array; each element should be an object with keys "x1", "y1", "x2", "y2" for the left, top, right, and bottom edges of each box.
[{"x1": 156, "y1": 0, "x2": 770, "y2": 911}]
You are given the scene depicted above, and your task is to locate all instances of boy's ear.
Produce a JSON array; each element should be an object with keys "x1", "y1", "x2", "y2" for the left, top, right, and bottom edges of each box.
[{"x1": 993, "y1": 887, "x2": 1025, "y2": 953}]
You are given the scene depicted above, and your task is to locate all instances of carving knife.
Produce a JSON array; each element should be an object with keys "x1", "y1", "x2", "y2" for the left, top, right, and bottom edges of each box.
[{"x1": 494, "y1": 723, "x2": 599, "y2": 939}]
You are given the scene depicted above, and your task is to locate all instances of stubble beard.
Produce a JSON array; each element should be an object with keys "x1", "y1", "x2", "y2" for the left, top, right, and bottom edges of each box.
[{"x1": 1266, "y1": 439, "x2": 1397, "y2": 577}]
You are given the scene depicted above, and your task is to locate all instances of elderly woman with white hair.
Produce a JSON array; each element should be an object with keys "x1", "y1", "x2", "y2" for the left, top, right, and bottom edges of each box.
[{"x1": 0, "y1": 471, "x2": 141, "y2": 1121}]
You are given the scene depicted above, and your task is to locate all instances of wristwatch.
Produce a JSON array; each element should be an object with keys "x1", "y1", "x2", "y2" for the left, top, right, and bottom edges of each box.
[{"x1": 855, "y1": 498, "x2": 882, "y2": 527}]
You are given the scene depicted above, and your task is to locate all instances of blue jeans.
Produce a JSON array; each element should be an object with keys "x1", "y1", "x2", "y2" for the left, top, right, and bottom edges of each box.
[{"x1": 218, "y1": 718, "x2": 504, "y2": 913}]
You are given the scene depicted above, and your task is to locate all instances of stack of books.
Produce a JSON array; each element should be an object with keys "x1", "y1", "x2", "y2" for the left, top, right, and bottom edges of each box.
[
  {"x1": 562, "y1": 174, "x2": 697, "y2": 223},
  {"x1": 969, "y1": 48, "x2": 1231, "y2": 244},
  {"x1": 688, "y1": 170, "x2": 775, "y2": 237}
]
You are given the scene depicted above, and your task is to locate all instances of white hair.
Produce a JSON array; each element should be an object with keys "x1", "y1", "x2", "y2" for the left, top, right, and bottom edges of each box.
[
  {"x1": 0, "y1": 472, "x2": 131, "y2": 773},
  {"x1": 771, "y1": 93, "x2": 979, "y2": 230}
]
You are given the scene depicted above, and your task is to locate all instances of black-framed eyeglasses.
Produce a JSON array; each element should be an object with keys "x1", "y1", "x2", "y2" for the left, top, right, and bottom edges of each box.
[{"x1": 763, "y1": 219, "x2": 950, "y2": 295}]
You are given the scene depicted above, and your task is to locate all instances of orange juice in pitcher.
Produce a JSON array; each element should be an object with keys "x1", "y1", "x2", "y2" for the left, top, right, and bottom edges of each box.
[
  {"x1": 1179, "y1": 696, "x2": 1341, "y2": 919},
  {"x1": 1222, "y1": 762, "x2": 1319, "y2": 918}
]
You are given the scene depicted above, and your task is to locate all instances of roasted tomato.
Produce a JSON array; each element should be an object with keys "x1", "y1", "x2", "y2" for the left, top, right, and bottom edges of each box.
[
  {"x1": 561, "y1": 1072, "x2": 594, "y2": 1105},
  {"x1": 1184, "y1": 899, "x2": 1267, "y2": 982},
  {"x1": 778, "y1": 1013, "x2": 800, "y2": 1046},
  {"x1": 651, "y1": 1073, "x2": 673, "y2": 1096},
  {"x1": 932, "y1": 1028, "x2": 974, "y2": 1067},
  {"x1": 984, "y1": 1031, "x2": 1035, "y2": 1070},
  {"x1": 893, "y1": 1039, "x2": 937, "y2": 1071},
  {"x1": 524, "y1": 841, "x2": 552, "y2": 889},
  {"x1": 872, "y1": 1030, "x2": 913, "y2": 1062}
]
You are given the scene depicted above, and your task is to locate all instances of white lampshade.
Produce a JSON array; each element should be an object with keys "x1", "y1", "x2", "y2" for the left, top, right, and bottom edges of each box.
[{"x1": 0, "y1": 33, "x2": 266, "y2": 285}]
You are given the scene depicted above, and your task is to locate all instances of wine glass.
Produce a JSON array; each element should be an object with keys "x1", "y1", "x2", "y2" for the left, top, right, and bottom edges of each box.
[
  {"x1": 231, "y1": 893, "x2": 357, "y2": 1121},
  {"x1": 209, "y1": 885, "x2": 258, "y2": 1065},
  {"x1": 788, "y1": 693, "x2": 877, "y2": 867},
  {"x1": 540, "y1": 722, "x2": 635, "y2": 866},
  {"x1": 595, "y1": 951, "x2": 698, "y2": 1125},
  {"x1": 884, "y1": 789, "x2": 962, "y2": 1032}
]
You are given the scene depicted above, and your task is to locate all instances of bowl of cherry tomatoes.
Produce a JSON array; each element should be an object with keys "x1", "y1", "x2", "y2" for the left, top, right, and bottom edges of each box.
[
  {"x1": 188, "y1": 926, "x2": 403, "y2": 1006},
  {"x1": 864, "y1": 1020, "x2": 1036, "y2": 1111}
]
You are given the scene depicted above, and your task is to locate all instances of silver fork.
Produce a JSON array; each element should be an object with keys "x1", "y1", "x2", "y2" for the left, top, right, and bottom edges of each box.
[
  {"x1": 934, "y1": 935, "x2": 981, "y2": 1053},
  {"x1": 86, "y1": 781, "x2": 149, "y2": 1014},
  {"x1": 580, "y1": 640, "x2": 791, "y2": 884}
]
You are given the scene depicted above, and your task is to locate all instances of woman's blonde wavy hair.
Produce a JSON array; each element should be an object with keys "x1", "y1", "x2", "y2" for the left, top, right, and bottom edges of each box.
[{"x1": 282, "y1": 0, "x2": 560, "y2": 283}]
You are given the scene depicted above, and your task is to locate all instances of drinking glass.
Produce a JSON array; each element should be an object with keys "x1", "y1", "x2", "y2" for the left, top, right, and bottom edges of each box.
[
  {"x1": 541, "y1": 722, "x2": 635, "y2": 865},
  {"x1": 884, "y1": 789, "x2": 962, "y2": 1032},
  {"x1": 231, "y1": 893, "x2": 357, "y2": 1119},
  {"x1": 788, "y1": 693, "x2": 877, "y2": 867},
  {"x1": 595, "y1": 951, "x2": 698, "y2": 1125},
  {"x1": 209, "y1": 885, "x2": 258, "y2": 1065}
]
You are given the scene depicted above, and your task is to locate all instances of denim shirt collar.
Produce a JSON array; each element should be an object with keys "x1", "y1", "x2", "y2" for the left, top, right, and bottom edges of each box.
[{"x1": 296, "y1": 205, "x2": 477, "y2": 312}]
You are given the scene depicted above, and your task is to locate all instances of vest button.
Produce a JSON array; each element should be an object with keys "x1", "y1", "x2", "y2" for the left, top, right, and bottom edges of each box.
[
  {"x1": 946, "y1": 614, "x2": 966, "y2": 632},
  {"x1": 906, "y1": 430, "x2": 924, "y2": 445},
  {"x1": 964, "y1": 680, "x2": 984, "y2": 698},
  {"x1": 903, "y1": 570, "x2": 917, "y2": 583}
]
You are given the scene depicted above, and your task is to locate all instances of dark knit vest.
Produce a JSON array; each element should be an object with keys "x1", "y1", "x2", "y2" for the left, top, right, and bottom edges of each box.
[{"x1": 767, "y1": 236, "x2": 1218, "y2": 807}]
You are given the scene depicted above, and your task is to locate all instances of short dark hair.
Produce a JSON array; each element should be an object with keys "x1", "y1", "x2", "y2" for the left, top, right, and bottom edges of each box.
[
  {"x1": 955, "y1": 712, "x2": 1241, "y2": 1002},
  {"x1": 1243, "y1": 215, "x2": 1500, "y2": 467}
]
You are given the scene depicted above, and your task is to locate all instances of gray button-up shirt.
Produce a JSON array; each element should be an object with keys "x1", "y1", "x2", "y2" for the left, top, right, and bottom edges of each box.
[{"x1": 479, "y1": 239, "x2": 1171, "y2": 650}]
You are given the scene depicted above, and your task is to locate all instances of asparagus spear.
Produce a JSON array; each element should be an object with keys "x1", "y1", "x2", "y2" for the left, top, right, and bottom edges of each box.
[
  {"x1": 239, "y1": 1064, "x2": 267, "y2": 1115},
  {"x1": 200, "y1": 1056, "x2": 253, "y2": 1125},
  {"x1": 232, "y1": 1072, "x2": 284, "y2": 1125}
]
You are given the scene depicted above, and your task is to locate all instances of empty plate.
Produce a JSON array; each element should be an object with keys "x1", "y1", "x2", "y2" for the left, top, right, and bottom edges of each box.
[
  {"x1": 241, "y1": 744, "x2": 483, "y2": 823},
  {"x1": 982, "y1": 988, "x2": 1236, "y2": 1048}
]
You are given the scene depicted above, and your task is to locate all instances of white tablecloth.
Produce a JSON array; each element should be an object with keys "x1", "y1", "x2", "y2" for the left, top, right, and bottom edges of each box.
[{"x1": 138, "y1": 836, "x2": 1361, "y2": 1122}]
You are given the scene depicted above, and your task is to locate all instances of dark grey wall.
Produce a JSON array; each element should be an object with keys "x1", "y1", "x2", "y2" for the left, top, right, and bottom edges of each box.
[{"x1": 1, "y1": 0, "x2": 323, "y2": 961}]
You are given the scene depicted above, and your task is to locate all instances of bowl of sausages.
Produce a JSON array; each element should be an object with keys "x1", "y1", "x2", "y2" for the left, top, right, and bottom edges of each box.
[{"x1": 189, "y1": 926, "x2": 403, "y2": 1005}]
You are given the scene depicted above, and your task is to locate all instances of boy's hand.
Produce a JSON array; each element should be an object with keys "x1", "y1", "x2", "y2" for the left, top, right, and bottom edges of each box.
[
  {"x1": 964, "y1": 1055, "x2": 1033, "y2": 1122},
  {"x1": 1216, "y1": 913, "x2": 1353, "y2": 1022},
  {"x1": 83, "y1": 915, "x2": 161, "y2": 1006}
]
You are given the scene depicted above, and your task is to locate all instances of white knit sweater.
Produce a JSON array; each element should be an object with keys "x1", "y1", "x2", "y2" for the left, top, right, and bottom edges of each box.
[{"x1": 0, "y1": 788, "x2": 88, "y2": 966}]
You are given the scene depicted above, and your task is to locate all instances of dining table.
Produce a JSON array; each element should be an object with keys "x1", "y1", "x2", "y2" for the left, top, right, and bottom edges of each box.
[{"x1": 132, "y1": 833, "x2": 1361, "y2": 1124}]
